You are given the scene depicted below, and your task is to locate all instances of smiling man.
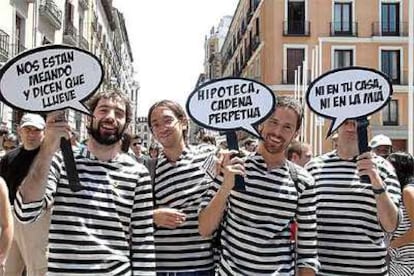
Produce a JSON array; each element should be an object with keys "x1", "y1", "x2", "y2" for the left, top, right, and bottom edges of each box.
[
  {"x1": 198, "y1": 96, "x2": 319, "y2": 275},
  {"x1": 14, "y1": 89, "x2": 155, "y2": 275},
  {"x1": 148, "y1": 100, "x2": 216, "y2": 275}
]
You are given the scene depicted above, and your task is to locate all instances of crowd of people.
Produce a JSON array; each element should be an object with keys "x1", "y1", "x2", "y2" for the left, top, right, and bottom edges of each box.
[{"x1": 0, "y1": 89, "x2": 412, "y2": 275}]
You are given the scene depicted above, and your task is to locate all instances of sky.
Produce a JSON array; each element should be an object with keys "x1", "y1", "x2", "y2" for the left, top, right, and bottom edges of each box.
[{"x1": 112, "y1": 0, "x2": 239, "y2": 116}]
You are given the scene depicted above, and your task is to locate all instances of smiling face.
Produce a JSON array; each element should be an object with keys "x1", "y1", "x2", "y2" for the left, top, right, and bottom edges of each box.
[
  {"x1": 88, "y1": 97, "x2": 127, "y2": 146},
  {"x1": 259, "y1": 107, "x2": 299, "y2": 155},
  {"x1": 149, "y1": 106, "x2": 187, "y2": 150}
]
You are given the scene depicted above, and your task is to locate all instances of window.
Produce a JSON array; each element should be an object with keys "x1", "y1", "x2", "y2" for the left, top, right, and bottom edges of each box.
[
  {"x1": 333, "y1": 2, "x2": 352, "y2": 35},
  {"x1": 381, "y1": 50, "x2": 400, "y2": 84},
  {"x1": 334, "y1": 49, "x2": 353, "y2": 68},
  {"x1": 287, "y1": 0, "x2": 305, "y2": 35},
  {"x1": 382, "y1": 99, "x2": 398, "y2": 125},
  {"x1": 286, "y1": 48, "x2": 305, "y2": 84},
  {"x1": 381, "y1": 2, "x2": 399, "y2": 35}
]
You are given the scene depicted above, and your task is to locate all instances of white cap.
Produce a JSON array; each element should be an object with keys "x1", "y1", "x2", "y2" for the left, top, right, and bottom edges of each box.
[
  {"x1": 19, "y1": 113, "x2": 45, "y2": 130},
  {"x1": 369, "y1": 134, "x2": 392, "y2": 148}
]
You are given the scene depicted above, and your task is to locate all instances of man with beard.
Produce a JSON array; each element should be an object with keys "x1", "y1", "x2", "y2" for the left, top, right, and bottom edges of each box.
[
  {"x1": 198, "y1": 96, "x2": 319, "y2": 275},
  {"x1": 14, "y1": 89, "x2": 156, "y2": 275}
]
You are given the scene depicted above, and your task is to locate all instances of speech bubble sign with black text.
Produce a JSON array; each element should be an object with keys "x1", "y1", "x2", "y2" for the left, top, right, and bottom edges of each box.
[
  {"x1": 0, "y1": 44, "x2": 103, "y2": 114},
  {"x1": 186, "y1": 77, "x2": 276, "y2": 138},
  {"x1": 306, "y1": 67, "x2": 393, "y2": 137}
]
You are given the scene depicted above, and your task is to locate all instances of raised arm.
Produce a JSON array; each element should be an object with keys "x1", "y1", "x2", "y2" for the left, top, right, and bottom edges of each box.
[
  {"x1": 19, "y1": 112, "x2": 70, "y2": 203},
  {"x1": 198, "y1": 152, "x2": 243, "y2": 237}
]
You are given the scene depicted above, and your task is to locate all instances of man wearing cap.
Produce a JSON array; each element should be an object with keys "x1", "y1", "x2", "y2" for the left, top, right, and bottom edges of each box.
[
  {"x1": 369, "y1": 134, "x2": 393, "y2": 158},
  {"x1": 0, "y1": 113, "x2": 49, "y2": 276}
]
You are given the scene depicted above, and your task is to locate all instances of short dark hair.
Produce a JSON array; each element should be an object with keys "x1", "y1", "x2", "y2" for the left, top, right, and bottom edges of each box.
[
  {"x1": 275, "y1": 96, "x2": 303, "y2": 131},
  {"x1": 147, "y1": 100, "x2": 189, "y2": 140},
  {"x1": 87, "y1": 88, "x2": 133, "y2": 124},
  {"x1": 387, "y1": 152, "x2": 414, "y2": 190},
  {"x1": 286, "y1": 140, "x2": 303, "y2": 160}
]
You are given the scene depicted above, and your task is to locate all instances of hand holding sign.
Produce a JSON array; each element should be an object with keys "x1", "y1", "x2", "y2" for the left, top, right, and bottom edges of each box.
[
  {"x1": 0, "y1": 45, "x2": 104, "y2": 191},
  {"x1": 187, "y1": 77, "x2": 275, "y2": 190}
]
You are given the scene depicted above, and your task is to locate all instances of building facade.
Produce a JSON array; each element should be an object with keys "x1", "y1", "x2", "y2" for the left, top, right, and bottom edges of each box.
[
  {"x1": 218, "y1": 0, "x2": 411, "y2": 153},
  {"x1": 0, "y1": 0, "x2": 139, "y2": 138}
]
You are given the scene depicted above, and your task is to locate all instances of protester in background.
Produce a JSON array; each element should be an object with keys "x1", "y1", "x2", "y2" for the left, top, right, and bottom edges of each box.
[
  {"x1": 0, "y1": 177, "x2": 13, "y2": 275},
  {"x1": 0, "y1": 113, "x2": 49, "y2": 276},
  {"x1": 148, "y1": 100, "x2": 215, "y2": 275},
  {"x1": 386, "y1": 152, "x2": 414, "y2": 276},
  {"x1": 369, "y1": 134, "x2": 393, "y2": 158},
  {"x1": 287, "y1": 140, "x2": 313, "y2": 167},
  {"x1": 199, "y1": 96, "x2": 319, "y2": 275},
  {"x1": 0, "y1": 134, "x2": 18, "y2": 159},
  {"x1": 130, "y1": 135, "x2": 150, "y2": 168},
  {"x1": 243, "y1": 138, "x2": 257, "y2": 153},
  {"x1": 197, "y1": 134, "x2": 217, "y2": 153},
  {"x1": 306, "y1": 120, "x2": 400, "y2": 275},
  {"x1": 15, "y1": 89, "x2": 155, "y2": 275},
  {"x1": 149, "y1": 143, "x2": 161, "y2": 159}
]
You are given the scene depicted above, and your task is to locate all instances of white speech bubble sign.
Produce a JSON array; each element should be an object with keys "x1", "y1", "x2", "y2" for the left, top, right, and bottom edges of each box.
[
  {"x1": 306, "y1": 67, "x2": 393, "y2": 137},
  {"x1": 0, "y1": 44, "x2": 103, "y2": 114},
  {"x1": 186, "y1": 77, "x2": 276, "y2": 138}
]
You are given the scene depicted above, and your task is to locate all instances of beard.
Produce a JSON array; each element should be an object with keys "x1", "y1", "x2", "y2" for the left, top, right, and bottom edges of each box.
[{"x1": 88, "y1": 118, "x2": 125, "y2": 146}]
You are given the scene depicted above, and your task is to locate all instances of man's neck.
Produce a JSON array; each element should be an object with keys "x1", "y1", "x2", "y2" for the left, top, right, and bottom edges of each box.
[
  {"x1": 87, "y1": 138, "x2": 121, "y2": 161},
  {"x1": 163, "y1": 141, "x2": 186, "y2": 163},
  {"x1": 258, "y1": 145, "x2": 286, "y2": 170},
  {"x1": 336, "y1": 144, "x2": 359, "y2": 160}
]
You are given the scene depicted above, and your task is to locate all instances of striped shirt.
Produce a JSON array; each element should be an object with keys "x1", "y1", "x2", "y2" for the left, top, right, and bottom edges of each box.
[
  {"x1": 305, "y1": 150, "x2": 401, "y2": 276},
  {"x1": 153, "y1": 147, "x2": 215, "y2": 272},
  {"x1": 388, "y1": 183, "x2": 414, "y2": 275},
  {"x1": 14, "y1": 147, "x2": 156, "y2": 276},
  {"x1": 200, "y1": 154, "x2": 319, "y2": 275}
]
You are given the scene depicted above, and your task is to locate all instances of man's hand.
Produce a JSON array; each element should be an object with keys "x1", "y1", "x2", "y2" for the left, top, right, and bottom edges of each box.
[
  {"x1": 44, "y1": 111, "x2": 71, "y2": 155},
  {"x1": 356, "y1": 152, "x2": 383, "y2": 187},
  {"x1": 153, "y1": 208, "x2": 186, "y2": 229}
]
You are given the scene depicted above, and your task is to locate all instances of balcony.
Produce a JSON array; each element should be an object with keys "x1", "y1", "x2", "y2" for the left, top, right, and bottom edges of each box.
[
  {"x1": 330, "y1": 22, "x2": 358, "y2": 36},
  {"x1": 78, "y1": 0, "x2": 89, "y2": 10},
  {"x1": 372, "y1": 22, "x2": 408, "y2": 36},
  {"x1": 283, "y1": 21, "x2": 310, "y2": 36},
  {"x1": 0, "y1": 29, "x2": 9, "y2": 62},
  {"x1": 79, "y1": 35, "x2": 88, "y2": 50},
  {"x1": 282, "y1": 69, "x2": 311, "y2": 85},
  {"x1": 63, "y1": 22, "x2": 78, "y2": 45},
  {"x1": 39, "y1": 0, "x2": 62, "y2": 29}
]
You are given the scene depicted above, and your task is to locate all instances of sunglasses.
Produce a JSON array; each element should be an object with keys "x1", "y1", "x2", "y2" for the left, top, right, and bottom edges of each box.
[{"x1": 132, "y1": 143, "x2": 141, "y2": 146}]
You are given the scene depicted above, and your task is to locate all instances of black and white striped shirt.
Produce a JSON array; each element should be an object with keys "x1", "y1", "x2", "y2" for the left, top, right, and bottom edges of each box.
[
  {"x1": 201, "y1": 154, "x2": 319, "y2": 275},
  {"x1": 14, "y1": 148, "x2": 156, "y2": 276},
  {"x1": 306, "y1": 151, "x2": 401, "y2": 276},
  {"x1": 153, "y1": 147, "x2": 215, "y2": 272},
  {"x1": 388, "y1": 183, "x2": 414, "y2": 274}
]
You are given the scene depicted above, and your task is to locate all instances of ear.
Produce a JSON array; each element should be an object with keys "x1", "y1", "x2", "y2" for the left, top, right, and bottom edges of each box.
[{"x1": 292, "y1": 152, "x2": 300, "y2": 162}]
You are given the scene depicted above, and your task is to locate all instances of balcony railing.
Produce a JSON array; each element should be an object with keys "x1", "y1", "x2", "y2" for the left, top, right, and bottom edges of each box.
[
  {"x1": 63, "y1": 21, "x2": 78, "y2": 45},
  {"x1": 282, "y1": 69, "x2": 311, "y2": 85},
  {"x1": 0, "y1": 29, "x2": 9, "y2": 62},
  {"x1": 39, "y1": 0, "x2": 62, "y2": 29},
  {"x1": 283, "y1": 21, "x2": 310, "y2": 36},
  {"x1": 330, "y1": 22, "x2": 358, "y2": 36},
  {"x1": 372, "y1": 21, "x2": 408, "y2": 36}
]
